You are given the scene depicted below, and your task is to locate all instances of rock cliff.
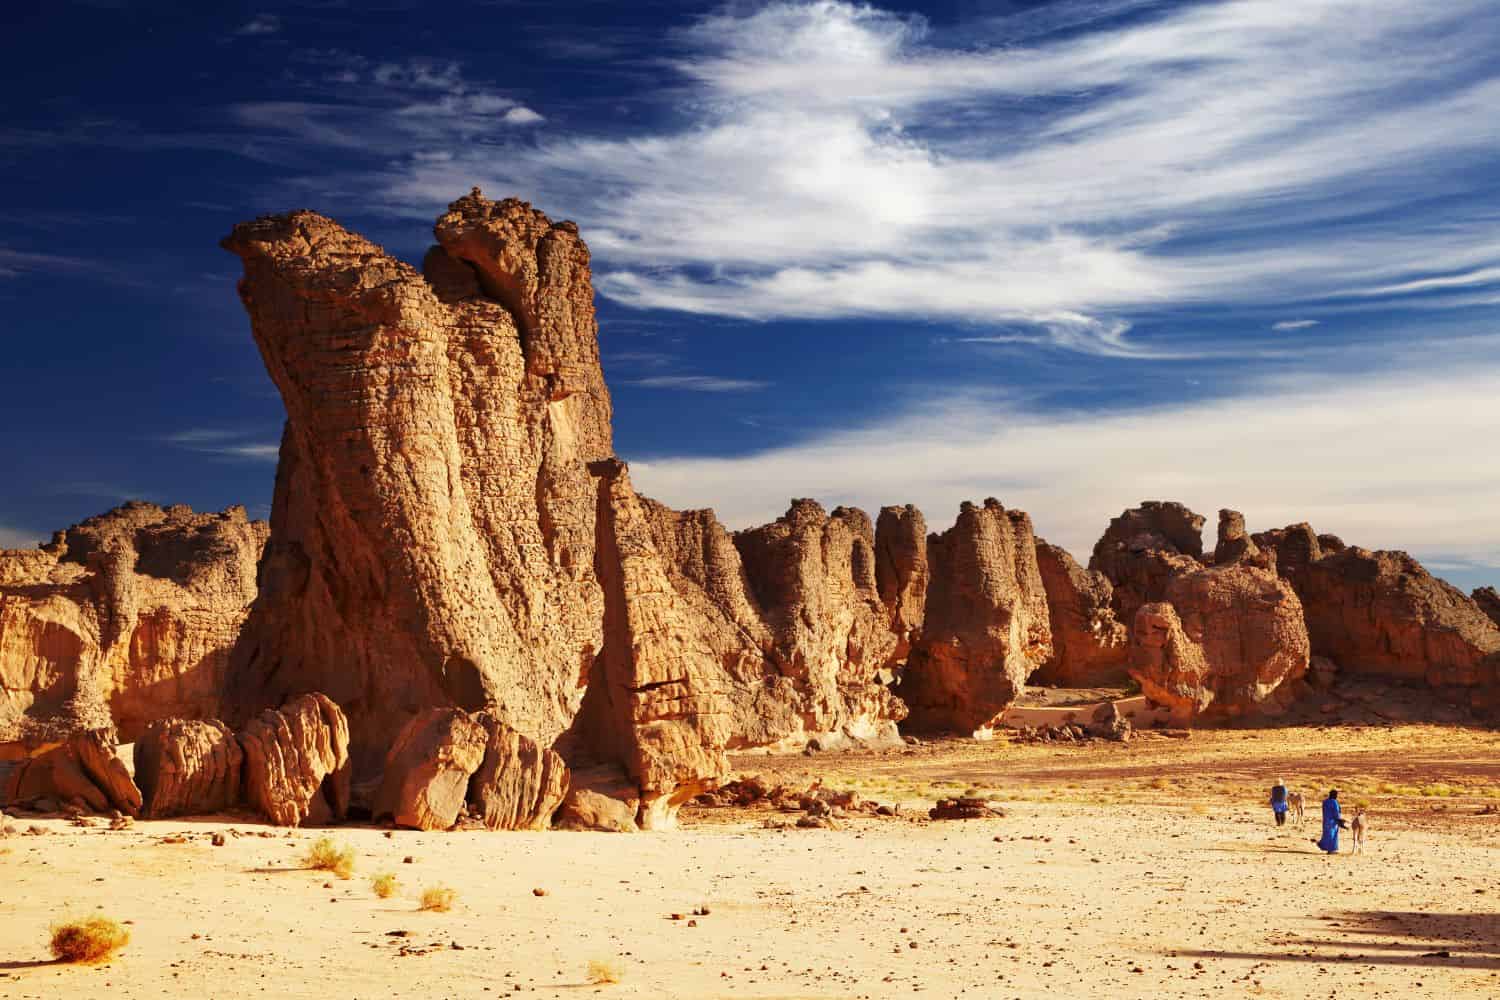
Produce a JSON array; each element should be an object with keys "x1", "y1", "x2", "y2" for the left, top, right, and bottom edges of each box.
[
  {"x1": 1030, "y1": 541, "x2": 1128, "y2": 687},
  {"x1": 0, "y1": 502, "x2": 266, "y2": 744}
]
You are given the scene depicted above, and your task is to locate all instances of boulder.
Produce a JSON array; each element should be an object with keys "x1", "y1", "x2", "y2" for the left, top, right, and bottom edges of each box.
[
  {"x1": 0, "y1": 729, "x2": 140, "y2": 815},
  {"x1": 239, "y1": 693, "x2": 351, "y2": 827},
  {"x1": 467, "y1": 711, "x2": 569, "y2": 831},
  {"x1": 134, "y1": 718, "x2": 243, "y2": 817},
  {"x1": 1129, "y1": 565, "x2": 1310, "y2": 721},
  {"x1": 374, "y1": 709, "x2": 488, "y2": 831},
  {"x1": 1031, "y1": 541, "x2": 1128, "y2": 687},
  {"x1": 899, "y1": 500, "x2": 1052, "y2": 732},
  {"x1": 1250, "y1": 523, "x2": 1324, "y2": 594},
  {"x1": 1090, "y1": 502, "x2": 1206, "y2": 623},
  {"x1": 554, "y1": 766, "x2": 641, "y2": 833}
]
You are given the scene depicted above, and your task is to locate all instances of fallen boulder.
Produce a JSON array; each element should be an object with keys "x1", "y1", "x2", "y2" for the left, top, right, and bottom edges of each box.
[
  {"x1": 135, "y1": 718, "x2": 243, "y2": 818},
  {"x1": 239, "y1": 693, "x2": 351, "y2": 827},
  {"x1": 467, "y1": 711, "x2": 569, "y2": 831},
  {"x1": 374, "y1": 708, "x2": 487, "y2": 831}
]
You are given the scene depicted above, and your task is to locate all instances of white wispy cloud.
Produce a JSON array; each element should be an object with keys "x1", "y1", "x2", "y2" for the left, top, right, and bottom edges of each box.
[
  {"x1": 628, "y1": 358, "x2": 1500, "y2": 583},
  {"x1": 164, "y1": 428, "x2": 279, "y2": 462},
  {"x1": 235, "y1": 14, "x2": 281, "y2": 37},
  {"x1": 1272, "y1": 319, "x2": 1320, "y2": 331},
  {"x1": 625, "y1": 375, "x2": 769, "y2": 392},
  {"x1": 358, "y1": 0, "x2": 1500, "y2": 350}
]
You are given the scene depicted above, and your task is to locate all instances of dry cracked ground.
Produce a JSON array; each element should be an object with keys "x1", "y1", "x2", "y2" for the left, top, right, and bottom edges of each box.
[{"x1": 2, "y1": 723, "x2": 1497, "y2": 999}]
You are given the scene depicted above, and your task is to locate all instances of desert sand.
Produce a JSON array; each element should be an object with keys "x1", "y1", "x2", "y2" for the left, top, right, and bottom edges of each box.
[{"x1": 3, "y1": 723, "x2": 1498, "y2": 999}]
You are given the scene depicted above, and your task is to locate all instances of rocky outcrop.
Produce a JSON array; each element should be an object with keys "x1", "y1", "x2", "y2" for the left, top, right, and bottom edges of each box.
[
  {"x1": 374, "y1": 709, "x2": 488, "y2": 831},
  {"x1": 565, "y1": 462, "x2": 732, "y2": 829},
  {"x1": 1213, "y1": 509, "x2": 1272, "y2": 570},
  {"x1": 1473, "y1": 587, "x2": 1500, "y2": 629},
  {"x1": 899, "y1": 500, "x2": 1052, "y2": 731},
  {"x1": 467, "y1": 711, "x2": 569, "y2": 831},
  {"x1": 1129, "y1": 565, "x2": 1309, "y2": 720},
  {"x1": 554, "y1": 766, "x2": 641, "y2": 833},
  {"x1": 731, "y1": 499, "x2": 909, "y2": 743},
  {"x1": 1030, "y1": 541, "x2": 1128, "y2": 687},
  {"x1": 1090, "y1": 502, "x2": 1206, "y2": 624},
  {"x1": 0, "y1": 503, "x2": 267, "y2": 744},
  {"x1": 0, "y1": 728, "x2": 141, "y2": 815},
  {"x1": 1250, "y1": 523, "x2": 1324, "y2": 594},
  {"x1": 135, "y1": 718, "x2": 243, "y2": 818},
  {"x1": 223, "y1": 193, "x2": 612, "y2": 778},
  {"x1": 874, "y1": 505, "x2": 929, "y2": 661},
  {"x1": 1298, "y1": 547, "x2": 1500, "y2": 687},
  {"x1": 239, "y1": 693, "x2": 351, "y2": 827}
]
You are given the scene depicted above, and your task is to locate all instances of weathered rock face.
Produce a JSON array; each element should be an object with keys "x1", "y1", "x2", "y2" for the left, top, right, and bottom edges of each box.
[
  {"x1": 555, "y1": 765, "x2": 641, "y2": 833},
  {"x1": 1297, "y1": 547, "x2": 1500, "y2": 687},
  {"x1": 467, "y1": 711, "x2": 569, "y2": 831},
  {"x1": 731, "y1": 499, "x2": 910, "y2": 742},
  {"x1": 0, "y1": 503, "x2": 267, "y2": 744},
  {"x1": 1129, "y1": 565, "x2": 1310, "y2": 720},
  {"x1": 1473, "y1": 587, "x2": 1500, "y2": 629},
  {"x1": 1090, "y1": 502, "x2": 1206, "y2": 624},
  {"x1": 135, "y1": 718, "x2": 243, "y2": 818},
  {"x1": 1213, "y1": 509, "x2": 1273, "y2": 570},
  {"x1": 1250, "y1": 523, "x2": 1324, "y2": 594},
  {"x1": 874, "y1": 505, "x2": 929, "y2": 661},
  {"x1": 223, "y1": 193, "x2": 612, "y2": 777},
  {"x1": 374, "y1": 708, "x2": 488, "y2": 831},
  {"x1": 0, "y1": 728, "x2": 141, "y2": 815},
  {"x1": 239, "y1": 693, "x2": 351, "y2": 827},
  {"x1": 899, "y1": 501, "x2": 1052, "y2": 731},
  {"x1": 564, "y1": 462, "x2": 732, "y2": 829},
  {"x1": 1030, "y1": 541, "x2": 1128, "y2": 687}
]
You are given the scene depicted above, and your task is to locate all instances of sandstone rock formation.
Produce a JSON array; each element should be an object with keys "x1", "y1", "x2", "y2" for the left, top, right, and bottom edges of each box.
[
  {"x1": 1250, "y1": 523, "x2": 1324, "y2": 594},
  {"x1": 0, "y1": 728, "x2": 141, "y2": 814},
  {"x1": 239, "y1": 693, "x2": 351, "y2": 827},
  {"x1": 899, "y1": 500, "x2": 1052, "y2": 732},
  {"x1": 1473, "y1": 587, "x2": 1500, "y2": 629},
  {"x1": 1213, "y1": 509, "x2": 1272, "y2": 570},
  {"x1": 1030, "y1": 541, "x2": 1128, "y2": 687},
  {"x1": 135, "y1": 718, "x2": 243, "y2": 818},
  {"x1": 1090, "y1": 502, "x2": 1206, "y2": 624},
  {"x1": 1129, "y1": 565, "x2": 1309, "y2": 720},
  {"x1": 374, "y1": 709, "x2": 488, "y2": 831},
  {"x1": 223, "y1": 193, "x2": 612, "y2": 777},
  {"x1": 1297, "y1": 547, "x2": 1500, "y2": 687},
  {"x1": 467, "y1": 711, "x2": 569, "y2": 831},
  {"x1": 555, "y1": 766, "x2": 642, "y2": 833},
  {"x1": 730, "y1": 499, "x2": 910, "y2": 742},
  {"x1": 0, "y1": 503, "x2": 267, "y2": 744}
]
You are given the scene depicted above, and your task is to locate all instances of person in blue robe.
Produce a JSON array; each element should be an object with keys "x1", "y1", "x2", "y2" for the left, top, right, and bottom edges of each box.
[
  {"x1": 1317, "y1": 789, "x2": 1342, "y2": 853},
  {"x1": 1269, "y1": 779, "x2": 1289, "y2": 826}
]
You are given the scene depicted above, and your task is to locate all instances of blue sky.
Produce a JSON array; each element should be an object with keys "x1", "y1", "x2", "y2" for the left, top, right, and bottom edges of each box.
[{"x1": 2, "y1": 0, "x2": 1499, "y2": 591}]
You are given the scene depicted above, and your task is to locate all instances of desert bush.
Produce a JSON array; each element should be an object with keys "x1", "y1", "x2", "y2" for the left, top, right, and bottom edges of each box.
[
  {"x1": 587, "y1": 958, "x2": 623, "y2": 985},
  {"x1": 304, "y1": 837, "x2": 355, "y2": 879},
  {"x1": 371, "y1": 873, "x2": 398, "y2": 899},
  {"x1": 419, "y1": 886, "x2": 456, "y2": 912},
  {"x1": 49, "y1": 916, "x2": 129, "y2": 964}
]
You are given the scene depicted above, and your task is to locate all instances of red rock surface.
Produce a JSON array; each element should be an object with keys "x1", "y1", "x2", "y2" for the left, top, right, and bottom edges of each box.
[
  {"x1": 0, "y1": 503, "x2": 266, "y2": 743},
  {"x1": 1129, "y1": 565, "x2": 1310, "y2": 720},
  {"x1": 134, "y1": 718, "x2": 243, "y2": 818},
  {"x1": 1089, "y1": 501, "x2": 1206, "y2": 624},
  {"x1": 1031, "y1": 541, "x2": 1128, "y2": 687},
  {"x1": 1473, "y1": 586, "x2": 1500, "y2": 629},
  {"x1": 899, "y1": 500, "x2": 1052, "y2": 732},
  {"x1": 239, "y1": 693, "x2": 351, "y2": 827},
  {"x1": 374, "y1": 708, "x2": 488, "y2": 831},
  {"x1": 467, "y1": 711, "x2": 569, "y2": 831}
]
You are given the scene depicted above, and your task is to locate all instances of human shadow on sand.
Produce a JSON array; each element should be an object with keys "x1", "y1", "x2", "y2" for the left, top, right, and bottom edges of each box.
[{"x1": 1178, "y1": 910, "x2": 1500, "y2": 971}]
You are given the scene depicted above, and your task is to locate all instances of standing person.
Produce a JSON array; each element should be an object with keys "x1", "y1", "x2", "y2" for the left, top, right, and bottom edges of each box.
[
  {"x1": 1269, "y1": 779, "x2": 1289, "y2": 827},
  {"x1": 1316, "y1": 789, "x2": 1343, "y2": 853}
]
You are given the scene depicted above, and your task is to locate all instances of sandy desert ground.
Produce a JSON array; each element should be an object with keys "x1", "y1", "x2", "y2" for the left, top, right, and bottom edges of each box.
[{"x1": 3, "y1": 723, "x2": 1498, "y2": 999}]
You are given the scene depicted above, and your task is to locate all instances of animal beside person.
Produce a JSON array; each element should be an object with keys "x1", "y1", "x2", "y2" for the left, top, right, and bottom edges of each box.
[
  {"x1": 1287, "y1": 790, "x2": 1305, "y2": 826},
  {"x1": 1349, "y1": 807, "x2": 1368, "y2": 853}
]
